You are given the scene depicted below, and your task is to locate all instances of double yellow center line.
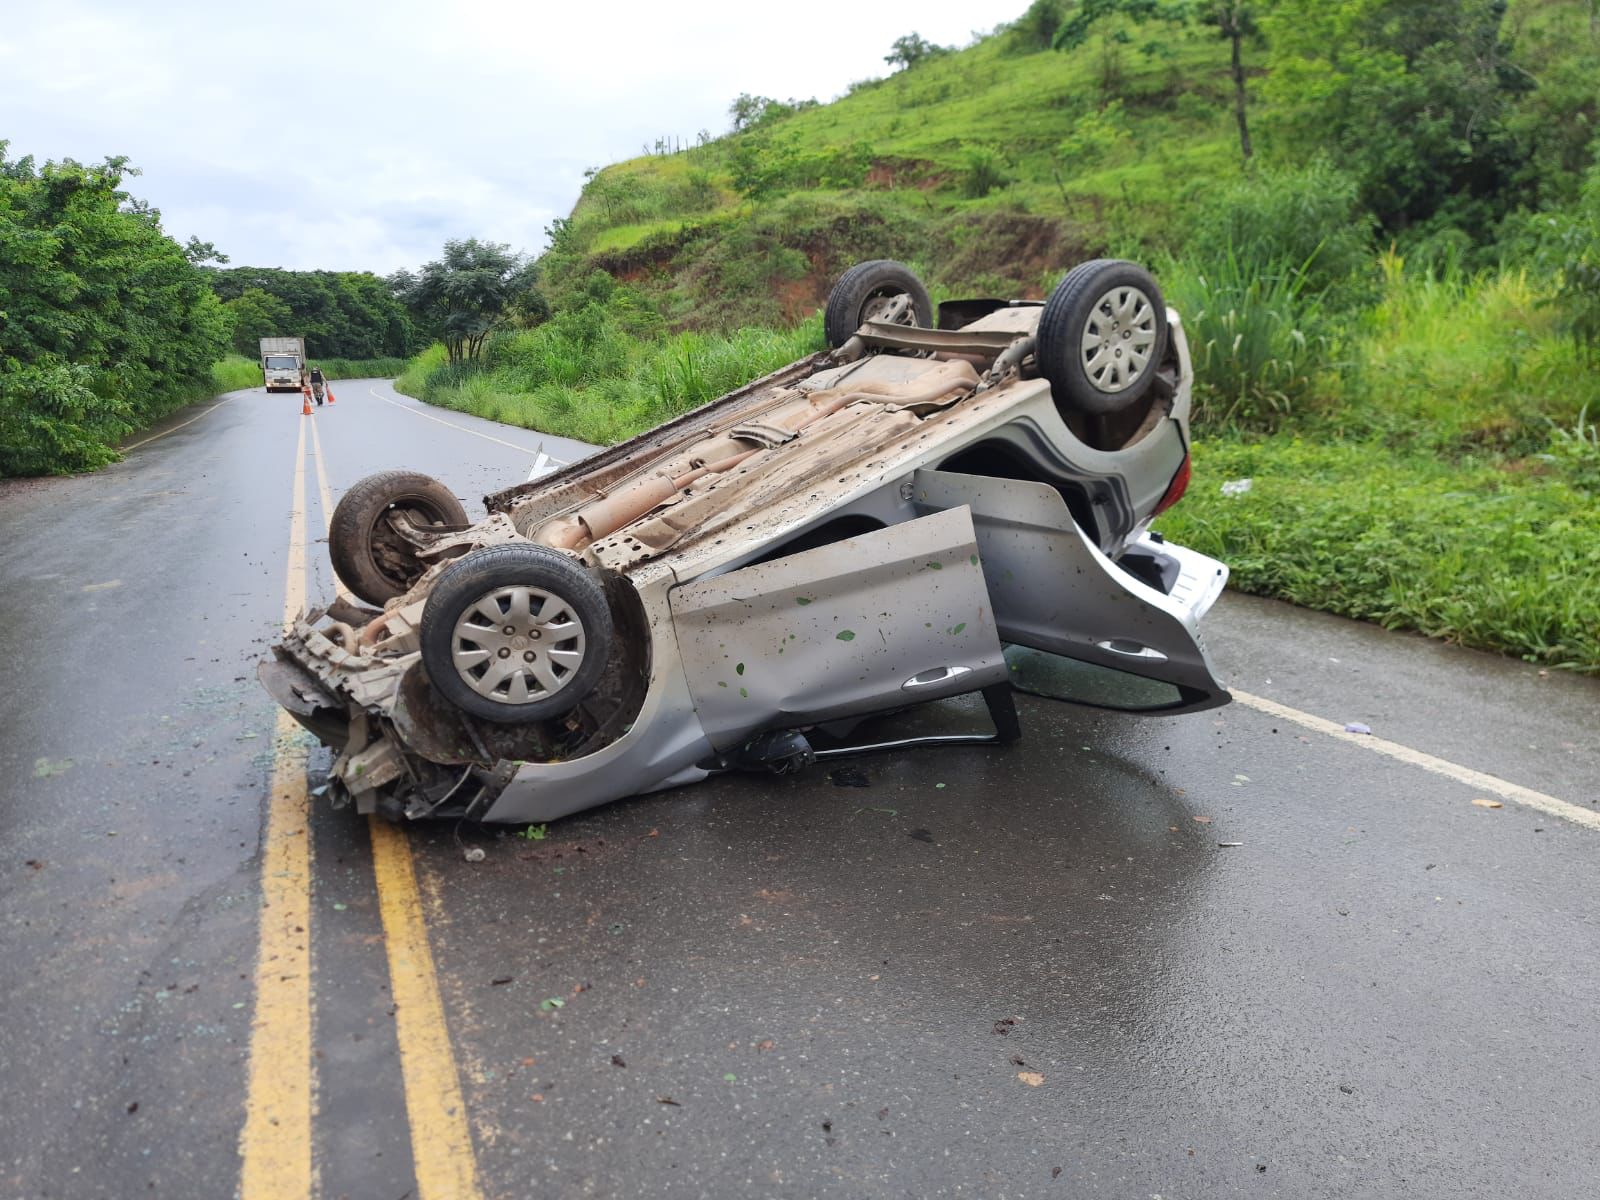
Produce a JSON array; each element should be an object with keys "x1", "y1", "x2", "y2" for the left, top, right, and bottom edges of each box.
[{"x1": 239, "y1": 414, "x2": 482, "y2": 1198}]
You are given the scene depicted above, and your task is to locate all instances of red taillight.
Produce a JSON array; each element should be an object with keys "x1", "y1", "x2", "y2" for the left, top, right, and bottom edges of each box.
[{"x1": 1153, "y1": 453, "x2": 1191, "y2": 516}]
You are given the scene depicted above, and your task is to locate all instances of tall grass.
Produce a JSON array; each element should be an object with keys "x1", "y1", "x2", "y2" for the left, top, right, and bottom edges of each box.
[
  {"x1": 211, "y1": 356, "x2": 262, "y2": 392},
  {"x1": 212, "y1": 354, "x2": 406, "y2": 393},
  {"x1": 1322, "y1": 253, "x2": 1585, "y2": 453},
  {"x1": 316, "y1": 357, "x2": 408, "y2": 380},
  {"x1": 1163, "y1": 253, "x2": 1334, "y2": 430},
  {"x1": 395, "y1": 316, "x2": 824, "y2": 446}
]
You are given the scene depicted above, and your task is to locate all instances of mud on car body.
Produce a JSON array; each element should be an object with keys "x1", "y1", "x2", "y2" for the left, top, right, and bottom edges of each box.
[{"x1": 260, "y1": 259, "x2": 1231, "y2": 824}]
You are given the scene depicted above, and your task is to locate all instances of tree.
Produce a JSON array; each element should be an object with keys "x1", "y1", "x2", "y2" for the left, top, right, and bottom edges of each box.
[
  {"x1": 727, "y1": 94, "x2": 817, "y2": 133},
  {"x1": 208, "y1": 266, "x2": 416, "y2": 358},
  {"x1": 0, "y1": 145, "x2": 229, "y2": 475},
  {"x1": 729, "y1": 94, "x2": 777, "y2": 132},
  {"x1": 884, "y1": 32, "x2": 951, "y2": 70},
  {"x1": 389, "y1": 239, "x2": 535, "y2": 365},
  {"x1": 223, "y1": 288, "x2": 294, "y2": 355},
  {"x1": 1054, "y1": 1, "x2": 1260, "y2": 160},
  {"x1": 1261, "y1": 0, "x2": 1530, "y2": 234}
]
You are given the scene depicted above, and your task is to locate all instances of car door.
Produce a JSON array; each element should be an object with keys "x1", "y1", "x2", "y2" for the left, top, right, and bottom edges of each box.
[
  {"x1": 910, "y1": 467, "x2": 1230, "y2": 713},
  {"x1": 667, "y1": 505, "x2": 1009, "y2": 750}
]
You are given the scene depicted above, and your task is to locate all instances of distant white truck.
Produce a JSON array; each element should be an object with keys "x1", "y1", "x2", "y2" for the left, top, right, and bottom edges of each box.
[{"x1": 260, "y1": 337, "x2": 307, "y2": 393}]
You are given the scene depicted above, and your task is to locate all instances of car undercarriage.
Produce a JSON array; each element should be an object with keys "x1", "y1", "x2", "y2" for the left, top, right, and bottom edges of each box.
[{"x1": 260, "y1": 259, "x2": 1230, "y2": 823}]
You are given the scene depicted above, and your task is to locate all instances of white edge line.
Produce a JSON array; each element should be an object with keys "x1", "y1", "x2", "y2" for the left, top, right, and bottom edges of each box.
[
  {"x1": 365, "y1": 386, "x2": 548, "y2": 456},
  {"x1": 1232, "y1": 689, "x2": 1600, "y2": 833},
  {"x1": 122, "y1": 395, "x2": 234, "y2": 451}
]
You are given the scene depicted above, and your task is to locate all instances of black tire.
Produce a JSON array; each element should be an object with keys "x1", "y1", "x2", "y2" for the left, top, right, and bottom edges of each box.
[
  {"x1": 329, "y1": 470, "x2": 470, "y2": 606},
  {"x1": 1037, "y1": 259, "x2": 1169, "y2": 417},
  {"x1": 419, "y1": 544, "x2": 613, "y2": 724},
  {"x1": 823, "y1": 259, "x2": 933, "y2": 348}
]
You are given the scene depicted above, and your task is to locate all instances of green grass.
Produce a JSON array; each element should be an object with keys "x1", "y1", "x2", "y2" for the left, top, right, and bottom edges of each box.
[
  {"x1": 213, "y1": 354, "x2": 406, "y2": 393},
  {"x1": 316, "y1": 357, "x2": 408, "y2": 381},
  {"x1": 211, "y1": 356, "x2": 262, "y2": 392},
  {"x1": 1319, "y1": 255, "x2": 1588, "y2": 455},
  {"x1": 394, "y1": 318, "x2": 824, "y2": 446},
  {"x1": 1157, "y1": 437, "x2": 1600, "y2": 672}
]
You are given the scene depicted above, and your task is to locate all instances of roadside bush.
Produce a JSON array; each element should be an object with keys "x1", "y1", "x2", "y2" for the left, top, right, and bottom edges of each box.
[
  {"x1": 1156, "y1": 438, "x2": 1600, "y2": 673},
  {"x1": 395, "y1": 314, "x2": 824, "y2": 448},
  {"x1": 1163, "y1": 253, "x2": 1334, "y2": 430},
  {"x1": 212, "y1": 356, "x2": 263, "y2": 392},
  {"x1": 959, "y1": 144, "x2": 1014, "y2": 198},
  {"x1": 316, "y1": 357, "x2": 409, "y2": 380},
  {"x1": 1326, "y1": 254, "x2": 1585, "y2": 454},
  {"x1": 0, "y1": 148, "x2": 230, "y2": 476},
  {"x1": 1545, "y1": 405, "x2": 1600, "y2": 493},
  {"x1": 1535, "y1": 164, "x2": 1600, "y2": 362},
  {"x1": 1182, "y1": 163, "x2": 1374, "y2": 300}
]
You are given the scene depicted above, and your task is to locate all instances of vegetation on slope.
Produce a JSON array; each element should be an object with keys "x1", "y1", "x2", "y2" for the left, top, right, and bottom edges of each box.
[
  {"x1": 1, "y1": 146, "x2": 231, "y2": 476},
  {"x1": 209, "y1": 267, "x2": 417, "y2": 361},
  {"x1": 395, "y1": 0, "x2": 1600, "y2": 670}
]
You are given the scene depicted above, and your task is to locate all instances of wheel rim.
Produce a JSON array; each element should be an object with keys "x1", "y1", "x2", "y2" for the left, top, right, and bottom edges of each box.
[
  {"x1": 1079, "y1": 285, "x2": 1157, "y2": 394},
  {"x1": 368, "y1": 497, "x2": 448, "y2": 587},
  {"x1": 860, "y1": 287, "x2": 917, "y2": 328},
  {"x1": 449, "y1": 585, "x2": 587, "y2": 705}
]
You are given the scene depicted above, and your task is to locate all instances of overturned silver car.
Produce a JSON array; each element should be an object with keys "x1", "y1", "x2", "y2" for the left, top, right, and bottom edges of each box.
[{"x1": 261, "y1": 258, "x2": 1230, "y2": 823}]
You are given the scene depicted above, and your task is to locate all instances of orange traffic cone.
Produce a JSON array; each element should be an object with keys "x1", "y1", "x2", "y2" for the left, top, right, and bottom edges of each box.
[
  {"x1": 325, "y1": 385, "x2": 336, "y2": 405},
  {"x1": 302, "y1": 386, "x2": 313, "y2": 416}
]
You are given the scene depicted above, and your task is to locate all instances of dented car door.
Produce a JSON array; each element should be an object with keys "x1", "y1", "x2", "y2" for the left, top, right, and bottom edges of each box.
[{"x1": 668, "y1": 506, "x2": 1009, "y2": 750}]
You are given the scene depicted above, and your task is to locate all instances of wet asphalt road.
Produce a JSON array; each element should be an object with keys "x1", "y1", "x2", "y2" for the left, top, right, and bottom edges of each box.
[{"x1": 1, "y1": 379, "x2": 1597, "y2": 1199}]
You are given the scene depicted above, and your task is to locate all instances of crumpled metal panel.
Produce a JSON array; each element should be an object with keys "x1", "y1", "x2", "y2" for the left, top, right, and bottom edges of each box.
[{"x1": 668, "y1": 505, "x2": 1008, "y2": 750}]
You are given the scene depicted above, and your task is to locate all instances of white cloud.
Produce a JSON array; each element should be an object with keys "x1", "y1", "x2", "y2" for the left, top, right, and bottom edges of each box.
[{"x1": 2, "y1": 0, "x2": 1026, "y2": 272}]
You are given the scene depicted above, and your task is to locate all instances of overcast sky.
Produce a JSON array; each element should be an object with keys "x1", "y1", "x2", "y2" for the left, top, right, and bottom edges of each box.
[{"x1": 3, "y1": 0, "x2": 1026, "y2": 275}]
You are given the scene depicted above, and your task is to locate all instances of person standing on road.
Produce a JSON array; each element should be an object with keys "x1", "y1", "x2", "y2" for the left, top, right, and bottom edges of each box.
[{"x1": 309, "y1": 365, "x2": 326, "y2": 406}]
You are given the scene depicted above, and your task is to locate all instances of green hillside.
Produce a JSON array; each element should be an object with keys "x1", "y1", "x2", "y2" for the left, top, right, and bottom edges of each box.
[
  {"x1": 395, "y1": 0, "x2": 1600, "y2": 671},
  {"x1": 540, "y1": 18, "x2": 1245, "y2": 325}
]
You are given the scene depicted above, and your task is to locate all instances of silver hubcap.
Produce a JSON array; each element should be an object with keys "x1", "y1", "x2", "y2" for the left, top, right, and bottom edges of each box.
[
  {"x1": 1080, "y1": 285, "x2": 1156, "y2": 393},
  {"x1": 450, "y1": 586, "x2": 586, "y2": 705}
]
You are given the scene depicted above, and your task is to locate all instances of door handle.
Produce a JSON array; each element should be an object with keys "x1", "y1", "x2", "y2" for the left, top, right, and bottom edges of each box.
[
  {"x1": 902, "y1": 665, "x2": 973, "y2": 691},
  {"x1": 1095, "y1": 639, "x2": 1168, "y2": 661}
]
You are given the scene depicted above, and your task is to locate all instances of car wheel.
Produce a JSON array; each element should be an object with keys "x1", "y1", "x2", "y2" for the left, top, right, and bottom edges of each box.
[
  {"x1": 1037, "y1": 260, "x2": 1169, "y2": 416},
  {"x1": 823, "y1": 259, "x2": 933, "y2": 348},
  {"x1": 419, "y1": 544, "x2": 613, "y2": 724},
  {"x1": 329, "y1": 470, "x2": 470, "y2": 605}
]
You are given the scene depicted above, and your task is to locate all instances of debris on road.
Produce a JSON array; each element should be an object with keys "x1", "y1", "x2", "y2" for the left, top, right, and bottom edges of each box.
[
  {"x1": 1220, "y1": 478, "x2": 1253, "y2": 497},
  {"x1": 611, "y1": 1054, "x2": 626, "y2": 1068},
  {"x1": 490, "y1": 976, "x2": 514, "y2": 986},
  {"x1": 1472, "y1": 798, "x2": 1504, "y2": 809},
  {"x1": 463, "y1": 847, "x2": 487, "y2": 863},
  {"x1": 1344, "y1": 722, "x2": 1372, "y2": 735},
  {"x1": 993, "y1": 1017, "x2": 1018, "y2": 1036},
  {"x1": 828, "y1": 766, "x2": 871, "y2": 788},
  {"x1": 1217, "y1": 841, "x2": 1244, "y2": 847},
  {"x1": 1017, "y1": 1071, "x2": 1045, "y2": 1087}
]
